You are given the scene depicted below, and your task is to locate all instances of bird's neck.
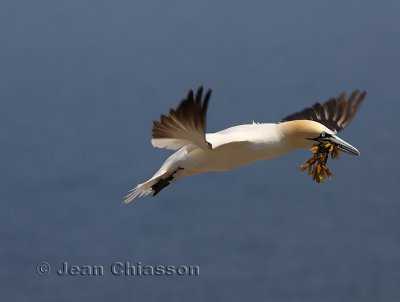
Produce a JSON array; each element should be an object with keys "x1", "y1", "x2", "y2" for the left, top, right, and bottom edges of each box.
[{"x1": 277, "y1": 122, "x2": 315, "y2": 150}]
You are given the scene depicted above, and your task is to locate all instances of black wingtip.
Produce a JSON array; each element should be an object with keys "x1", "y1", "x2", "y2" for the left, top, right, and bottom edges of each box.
[
  {"x1": 359, "y1": 90, "x2": 367, "y2": 101},
  {"x1": 186, "y1": 86, "x2": 212, "y2": 106},
  {"x1": 195, "y1": 86, "x2": 203, "y2": 105},
  {"x1": 204, "y1": 89, "x2": 212, "y2": 104},
  {"x1": 186, "y1": 89, "x2": 194, "y2": 102}
]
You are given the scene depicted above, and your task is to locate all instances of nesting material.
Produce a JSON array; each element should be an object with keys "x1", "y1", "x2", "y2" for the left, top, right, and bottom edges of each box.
[{"x1": 300, "y1": 142, "x2": 340, "y2": 183}]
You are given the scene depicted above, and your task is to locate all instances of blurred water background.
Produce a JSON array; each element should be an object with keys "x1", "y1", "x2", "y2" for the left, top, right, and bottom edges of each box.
[{"x1": 1, "y1": 1, "x2": 400, "y2": 301}]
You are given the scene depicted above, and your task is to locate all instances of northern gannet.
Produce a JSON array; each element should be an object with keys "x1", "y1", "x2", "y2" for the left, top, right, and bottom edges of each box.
[{"x1": 124, "y1": 87, "x2": 365, "y2": 203}]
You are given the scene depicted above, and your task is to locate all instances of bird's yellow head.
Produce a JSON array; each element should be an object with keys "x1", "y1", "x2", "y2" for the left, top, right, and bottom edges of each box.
[
  {"x1": 280, "y1": 120, "x2": 360, "y2": 183},
  {"x1": 280, "y1": 120, "x2": 360, "y2": 156}
]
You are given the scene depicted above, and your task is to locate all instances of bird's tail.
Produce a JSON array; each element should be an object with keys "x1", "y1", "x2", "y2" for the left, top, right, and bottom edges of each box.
[
  {"x1": 123, "y1": 178, "x2": 156, "y2": 204},
  {"x1": 123, "y1": 166, "x2": 184, "y2": 204}
]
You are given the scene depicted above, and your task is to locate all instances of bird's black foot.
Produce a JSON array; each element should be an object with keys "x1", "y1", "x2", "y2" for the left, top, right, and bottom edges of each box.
[{"x1": 151, "y1": 167, "x2": 183, "y2": 196}]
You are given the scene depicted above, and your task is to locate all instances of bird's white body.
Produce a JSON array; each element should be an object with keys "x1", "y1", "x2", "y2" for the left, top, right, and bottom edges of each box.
[
  {"x1": 123, "y1": 88, "x2": 364, "y2": 203},
  {"x1": 176, "y1": 123, "x2": 292, "y2": 175},
  {"x1": 125, "y1": 121, "x2": 330, "y2": 201}
]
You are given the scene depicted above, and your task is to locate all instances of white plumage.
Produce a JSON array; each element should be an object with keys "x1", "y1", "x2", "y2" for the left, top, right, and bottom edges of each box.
[{"x1": 124, "y1": 87, "x2": 365, "y2": 203}]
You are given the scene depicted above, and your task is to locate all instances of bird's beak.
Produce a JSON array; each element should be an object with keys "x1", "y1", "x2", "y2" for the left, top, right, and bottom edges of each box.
[{"x1": 318, "y1": 135, "x2": 360, "y2": 156}]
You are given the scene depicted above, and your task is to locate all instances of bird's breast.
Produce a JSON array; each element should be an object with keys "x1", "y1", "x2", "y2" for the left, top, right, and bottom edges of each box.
[{"x1": 184, "y1": 138, "x2": 292, "y2": 173}]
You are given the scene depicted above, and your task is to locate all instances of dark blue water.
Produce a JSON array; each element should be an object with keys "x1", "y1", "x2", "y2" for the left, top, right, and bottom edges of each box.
[{"x1": 1, "y1": 1, "x2": 400, "y2": 301}]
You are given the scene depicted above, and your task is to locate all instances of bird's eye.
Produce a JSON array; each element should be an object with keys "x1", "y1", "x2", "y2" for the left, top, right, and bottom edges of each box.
[{"x1": 320, "y1": 131, "x2": 326, "y2": 138}]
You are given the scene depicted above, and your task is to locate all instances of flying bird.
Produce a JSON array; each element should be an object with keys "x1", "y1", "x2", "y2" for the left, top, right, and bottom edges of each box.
[{"x1": 124, "y1": 87, "x2": 365, "y2": 203}]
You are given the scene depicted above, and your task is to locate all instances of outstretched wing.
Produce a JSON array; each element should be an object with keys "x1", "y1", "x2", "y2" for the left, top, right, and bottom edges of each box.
[
  {"x1": 281, "y1": 90, "x2": 366, "y2": 132},
  {"x1": 152, "y1": 86, "x2": 212, "y2": 150}
]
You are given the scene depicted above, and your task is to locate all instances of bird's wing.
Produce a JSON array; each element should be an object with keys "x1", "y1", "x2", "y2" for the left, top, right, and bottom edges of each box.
[
  {"x1": 280, "y1": 90, "x2": 366, "y2": 132},
  {"x1": 152, "y1": 87, "x2": 212, "y2": 150}
]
